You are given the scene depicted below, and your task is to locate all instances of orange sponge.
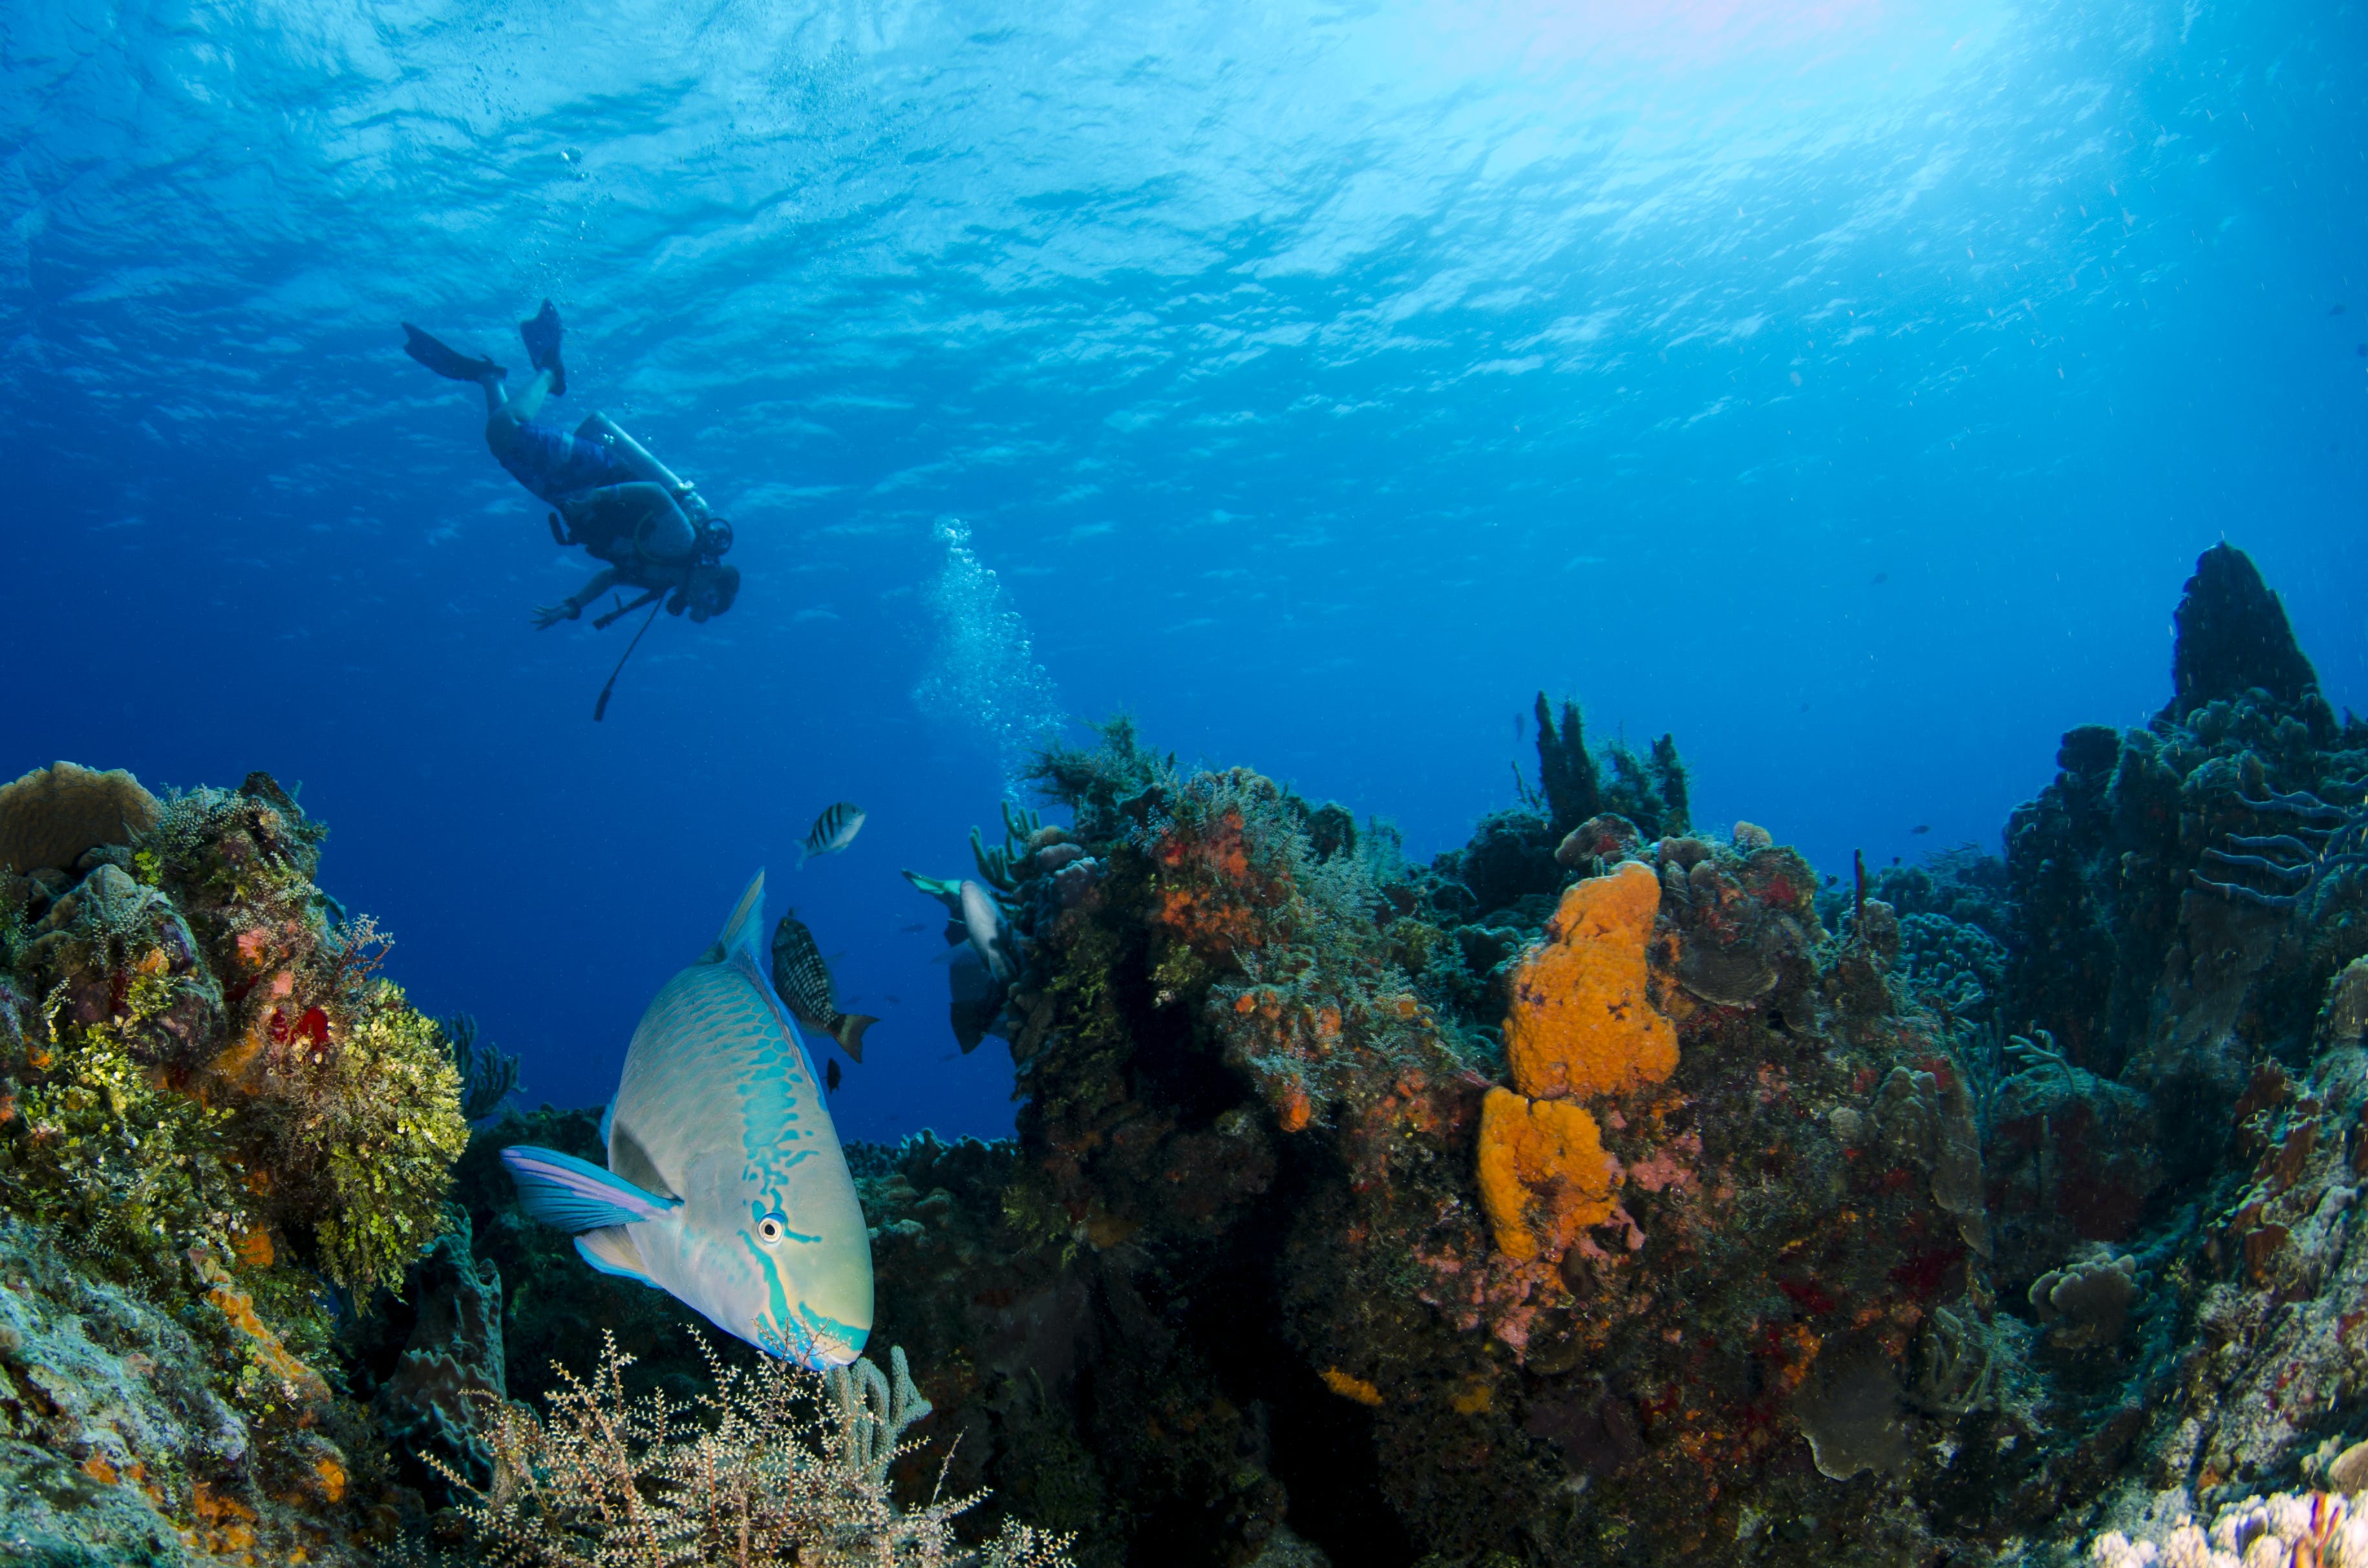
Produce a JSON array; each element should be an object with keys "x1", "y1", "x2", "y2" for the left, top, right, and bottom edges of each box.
[
  {"x1": 1503, "y1": 860, "x2": 1676, "y2": 1102},
  {"x1": 1477, "y1": 1086, "x2": 1616, "y2": 1262}
]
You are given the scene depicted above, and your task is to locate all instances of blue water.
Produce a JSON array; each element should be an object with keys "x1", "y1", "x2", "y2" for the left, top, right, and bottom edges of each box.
[{"x1": 6, "y1": 0, "x2": 2363, "y2": 1143}]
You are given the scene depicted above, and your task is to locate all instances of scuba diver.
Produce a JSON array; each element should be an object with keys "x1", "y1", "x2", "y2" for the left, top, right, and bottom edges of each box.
[{"x1": 401, "y1": 301, "x2": 740, "y2": 631}]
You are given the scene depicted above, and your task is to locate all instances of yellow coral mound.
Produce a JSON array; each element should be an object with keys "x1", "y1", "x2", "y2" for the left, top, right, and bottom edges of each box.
[
  {"x1": 1477, "y1": 1087, "x2": 1616, "y2": 1262},
  {"x1": 0, "y1": 761, "x2": 162, "y2": 874},
  {"x1": 1502, "y1": 860, "x2": 1676, "y2": 1101}
]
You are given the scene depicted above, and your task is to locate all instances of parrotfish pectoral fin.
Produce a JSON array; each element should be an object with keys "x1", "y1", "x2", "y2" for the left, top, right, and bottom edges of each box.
[
  {"x1": 709, "y1": 869, "x2": 768, "y2": 966},
  {"x1": 575, "y1": 1226, "x2": 661, "y2": 1287},
  {"x1": 501, "y1": 1145, "x2": 680, "y2": 1233}
]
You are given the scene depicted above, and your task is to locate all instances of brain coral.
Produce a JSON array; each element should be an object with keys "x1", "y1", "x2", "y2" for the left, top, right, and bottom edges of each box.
[
  {"x1": 1502, "y1": 859, "x2": 1676, "y2": 1101},
  {"x1": 0, "y1": 761, "x2": 162, "y2": 874},
  {"x1": 1477, "y1": 1086, "x2": 1616, "y2": 1262}
]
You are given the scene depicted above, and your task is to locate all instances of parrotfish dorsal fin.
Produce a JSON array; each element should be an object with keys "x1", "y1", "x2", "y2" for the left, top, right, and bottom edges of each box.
[{"x1": 703, "y1": 869, "x2": 768, "y2": 966}]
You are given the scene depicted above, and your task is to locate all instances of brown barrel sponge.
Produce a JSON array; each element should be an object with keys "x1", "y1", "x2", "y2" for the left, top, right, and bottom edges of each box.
[{"x1": 0, "y1": 761, "x2": 164, "y2": 874}]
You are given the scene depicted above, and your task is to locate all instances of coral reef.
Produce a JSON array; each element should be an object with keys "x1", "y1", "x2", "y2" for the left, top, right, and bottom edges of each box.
[
  {"x1": 19, "y1": 539, "x2": 2368, "y2": 1568},
  {"x1": 0, "y1": 765, "x2": 477, "y2": 1563},
  {"x1": 2089, "y1": 1489, "x2": 2367, "y2": 1567},
  {"x1": 685, "y1": 542, "x2": 2368, "y2": 1568}
]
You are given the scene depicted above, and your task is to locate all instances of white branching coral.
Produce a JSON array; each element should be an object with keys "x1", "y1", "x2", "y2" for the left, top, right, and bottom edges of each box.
[
  {"x1": 443, "y1": 1334, "x2": 1077, "y2": 1568},
  {"x1": 2091, "y1": 1490, "x2": 2367, "y2": 1568}
]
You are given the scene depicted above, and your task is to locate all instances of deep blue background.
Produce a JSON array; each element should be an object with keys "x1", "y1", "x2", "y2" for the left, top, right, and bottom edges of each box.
[{"x1": 5, "y1": 0, "x2": 2363, "y2": 1141}]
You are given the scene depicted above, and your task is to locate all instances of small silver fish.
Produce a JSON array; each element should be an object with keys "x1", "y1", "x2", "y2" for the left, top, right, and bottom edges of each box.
[
  {"x1": 796, "y1": 802, "x2": 867, "y2": 868},
  {"x1": 771, "y1": 910, "x2": 877, "y2": 1063},
  {"x1": 500, "y1": 871, "x2": 872, "y2": 1369}
]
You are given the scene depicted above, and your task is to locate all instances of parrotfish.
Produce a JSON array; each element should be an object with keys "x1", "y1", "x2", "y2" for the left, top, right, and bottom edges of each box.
[
  {"x1": 959, "y1": 878, "x2": 1019, "y2": 982},
  {"x1": 770, "y1": 909, "x2": 877, "y2": 1063},
  {"x1": 499, "y1": 871, "x2": 872, "y2": 1369},
  {"x1": 796, "y1": 801, "x2": 867, "y2": 868}
]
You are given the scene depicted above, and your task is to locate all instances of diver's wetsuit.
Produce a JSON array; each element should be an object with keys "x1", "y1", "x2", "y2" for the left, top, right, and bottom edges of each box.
[
  {"x1": 485, "y1": 407, "x2": 700, "y2": 572},
  {"x1": 487, "y1": 417, "x2": 639, "y2": 505}
]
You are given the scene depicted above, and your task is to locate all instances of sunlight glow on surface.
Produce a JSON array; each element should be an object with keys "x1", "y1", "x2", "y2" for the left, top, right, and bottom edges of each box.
[{"x1": 1402, "y1": 0, "x2": 2008, "y2": 120}]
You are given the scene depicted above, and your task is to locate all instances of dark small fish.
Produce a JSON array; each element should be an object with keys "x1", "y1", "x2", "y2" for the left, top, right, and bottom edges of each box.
[
  {"x1": 2357, "y1": 343, "x2": 2367, "y2": 356},
  {"x1": 897, "y1": 922, "x2": 928, "y2": 935},
  {"x1": 796, "y1": 801, "x2": 867, "y2": 868},
  {"x1": 826, "y1": 1059, "x2": 842, "y2": 1094},
  {"x1": 2333, "y1": 303, "x2": 2348, "y2": 315},
  {"x1": 883, "y1": 993, "x2": 901, "y2": 1005},
  {"x1": 1910, "y1": 824, "x2": 1932, "y2": 835},
  {"x1": 1871, "y1": 571, "x2": 1890, "y2": 586},
  {"x1": 769, "y1": 911, "x2": 877, "y2": 1062}
]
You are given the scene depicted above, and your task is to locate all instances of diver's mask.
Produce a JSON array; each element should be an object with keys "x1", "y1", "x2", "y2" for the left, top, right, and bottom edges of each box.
[
  {"x1": 672, "y1": 563, "x2": 741, "y2": 624},
  {"x1": 696, "y1": 516, "x2": 734, "y2": 565}
]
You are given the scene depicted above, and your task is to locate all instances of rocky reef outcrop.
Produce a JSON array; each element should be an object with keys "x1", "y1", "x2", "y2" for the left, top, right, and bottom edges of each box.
[
  {"x1": 0, "y1": 767, "x2": 473, "y2": 1563},
  {"x1": 801, "y1": 543, "x2": 2368, "y2": 1567},
  {"x1": 10, "y1": 540, "x2": 2367, "y2": 1568}
]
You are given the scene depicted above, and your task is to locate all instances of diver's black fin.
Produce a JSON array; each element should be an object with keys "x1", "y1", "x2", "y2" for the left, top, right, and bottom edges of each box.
[
  {"x1": 520, "y1": 299, "x2": 567, "y2": 396},
  {"x1": 401, "y1": 323, "x2": 504, "y2": 383}
]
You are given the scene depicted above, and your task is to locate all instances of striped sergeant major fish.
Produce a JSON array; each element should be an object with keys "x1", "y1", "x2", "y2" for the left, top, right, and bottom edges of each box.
[
  {"x1": 499, "y1": 871, "x2": 872, "y2": 1369},
  {"x1": 770, "y1": 909, "x2": 877, "y2": 1063},
  {"x1": 796, "y1": 801, "x2": 867, "y2": 868}
]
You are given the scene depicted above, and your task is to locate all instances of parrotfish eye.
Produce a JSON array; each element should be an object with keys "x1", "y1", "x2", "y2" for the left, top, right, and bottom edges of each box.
[{"x1": 754, "y1": 1211, "x2": 789, "y2": 1247}]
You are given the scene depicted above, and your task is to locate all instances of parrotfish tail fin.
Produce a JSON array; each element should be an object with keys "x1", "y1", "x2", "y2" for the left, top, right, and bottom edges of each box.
[
  {"x1": 902, "y1": 869, "x2": 965, "y2": 911},
  {"x1": 500, "y1": 1145, "x2": 677, "y2": 1233},
  {"x1": 832, "y1": 1015, "x2": 877, "y2": 1064},
  {"x1": 712, "y1": 870, "x2": 767, "y2": 966}
]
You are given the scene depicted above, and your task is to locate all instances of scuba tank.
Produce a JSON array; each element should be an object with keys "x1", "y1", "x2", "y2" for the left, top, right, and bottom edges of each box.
[{"x1": 577, "y1": 412, "x2": 709, "y2": 519}]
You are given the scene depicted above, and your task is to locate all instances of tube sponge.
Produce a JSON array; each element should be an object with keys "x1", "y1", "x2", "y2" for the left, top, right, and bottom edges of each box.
[
  {"x1": 1502, "y1": 860, "x2": 1676, "y2": 1101},
  {"x1": 1477, "y1": 1086, "x2": 1616, "y2": 1263}
]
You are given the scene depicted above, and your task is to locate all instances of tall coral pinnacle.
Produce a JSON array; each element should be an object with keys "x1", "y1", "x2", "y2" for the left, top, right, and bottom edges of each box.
[
  {"x1": 1477, "y1": 1087, "x2": 1616, "y2": 1262},
  {"x1": 1502, "y1": 860, "x2": 1676, "y2": 1102}
]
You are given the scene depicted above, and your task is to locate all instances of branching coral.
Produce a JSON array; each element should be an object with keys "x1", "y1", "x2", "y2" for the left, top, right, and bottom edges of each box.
[
  {"x1": 446, "y1": 1333, "x2": 1078, "y2": 1567},
  {"x1": 2195, "y1": 786, "x2": 2368, "y2": 908}
]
